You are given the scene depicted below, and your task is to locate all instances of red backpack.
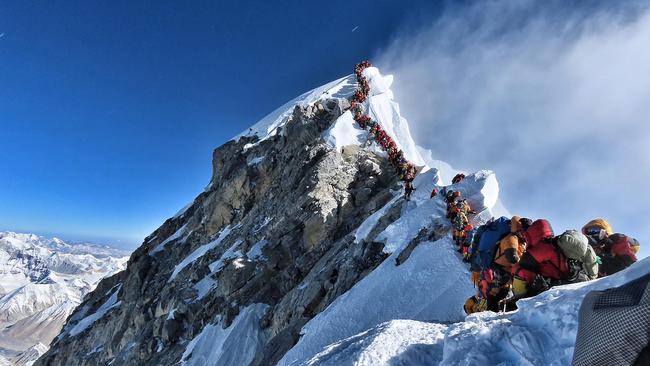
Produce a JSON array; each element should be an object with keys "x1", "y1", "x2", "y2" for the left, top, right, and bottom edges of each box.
[
  {"x1": 518, "y1": 240, "x2": 569, "y2": 280},
  {"x1": 524, "y1": 219, "x2": 554, "y2": 248}
]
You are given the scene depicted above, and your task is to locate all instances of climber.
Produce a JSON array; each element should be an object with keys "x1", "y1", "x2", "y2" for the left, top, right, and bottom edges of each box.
[
  {"x1": 355, "y1": 113, "x2": 370, "y2": 129},
  {"x1": 469, "y1": 223, "x2": 489, "y2": 286},
  {"x1": 581, "y1": 218, "x2": 639, "y2": 276},
  {"x1": 507, "y1": 220, "x2": 601, "y2": 303},
  {"x1": 405, "y1": 164, "x2": 417, "y2": 182},
  {"x1": 353, "y1": 89, "x2": 366, "y2": 103},
  {"x1": 450, "y1": 199, "x2": 474, "y2": 256},
  {"x1": 452, "y1": 173, "x2": 466, "y2": 184},
  {"x1": 430, "y1": 187, "x2": 438, "y2": 198},
  {"x1": 451, "y1": 201, "x2": 471, "y2": 248},
  {"x1": 404, "y1": 181, "x2": 415, "y2": 201},
  {"x1": 553, "y1": 230, "x2": 599, "y2": 281},
  {"x1": 388, "y1": 147, "x2": 398, "y2": 162},
  {"x1": 445, "y1": 190, "x2": 461, "y2": 219},
  {"x1": 474, "y1": 216, "x2": 531, "y2": 312}
]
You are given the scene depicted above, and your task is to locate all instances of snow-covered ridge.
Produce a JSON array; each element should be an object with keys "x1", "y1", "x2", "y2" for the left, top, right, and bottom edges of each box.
[
  {"x1": 322, "y1": 66, "x2": 425, "y2": 167},
  {"x1": 231, "y1": 66, "x2": 425, "y2": 169},
  {"x1": 233, "y1": 75, "x2": 357, "y2": 144},
  {"x1": 0, "y1": 231, "x2": 129, "y2": 365}
]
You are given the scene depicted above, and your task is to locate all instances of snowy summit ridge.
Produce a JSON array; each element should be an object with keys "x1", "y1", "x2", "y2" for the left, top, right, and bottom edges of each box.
[{"x1": 36, "y1": 65, "x2": 649, "y2": 366}]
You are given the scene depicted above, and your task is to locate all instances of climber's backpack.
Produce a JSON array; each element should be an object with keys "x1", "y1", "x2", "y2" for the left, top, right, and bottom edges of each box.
[
  {"x1": 557, "y1": 230, "x2": 599, "y2": 279},
  {"x1": 452, "y1": 211, "x2": 468, "y2": 231},
  {"x1": 476, "y1": 216, "x2": 511, "y2": 270}
]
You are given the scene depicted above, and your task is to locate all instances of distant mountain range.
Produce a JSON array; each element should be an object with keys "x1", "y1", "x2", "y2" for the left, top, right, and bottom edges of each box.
[{"x1": 0, "y1": 231, "x2": 129, "y2": 365}]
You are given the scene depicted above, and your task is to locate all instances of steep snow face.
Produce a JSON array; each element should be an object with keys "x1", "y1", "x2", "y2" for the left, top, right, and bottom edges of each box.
[
  {"x1": 300, "y1": 257, "x2": 650, "y2": 366},
  {"x1": 0, "y1": 232, "x2": 128, "y2": 365},
  {"x1": 363, "y1": 67, "x2": 425, "y2": 167}
]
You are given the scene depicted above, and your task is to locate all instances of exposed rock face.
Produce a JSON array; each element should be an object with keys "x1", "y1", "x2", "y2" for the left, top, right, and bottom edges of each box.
[{"x1": 36, "y1": 98, "x2": 403, "y2": 366}]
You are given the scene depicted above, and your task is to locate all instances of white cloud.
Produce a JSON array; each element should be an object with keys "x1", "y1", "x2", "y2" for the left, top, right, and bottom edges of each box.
[{"x1": 376, "y1": 1, "x2": 650, "y2": 258}]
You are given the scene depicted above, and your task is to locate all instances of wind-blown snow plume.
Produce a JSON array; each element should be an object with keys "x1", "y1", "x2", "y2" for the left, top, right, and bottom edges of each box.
[{"x1": 376, "y1": 0, "x2": 650, "y2": 258}]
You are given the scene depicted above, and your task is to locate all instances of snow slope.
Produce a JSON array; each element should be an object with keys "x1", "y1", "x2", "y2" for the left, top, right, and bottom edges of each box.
[
  {"x1": 299, "y1": 257, "x2": 650, "y2": 366},
  {"x1": 0, "y1": 232, "x2": 129, "y2": 365},
  {"x1": 303, "y1": 320, "x2": 447, "y2": 366}
]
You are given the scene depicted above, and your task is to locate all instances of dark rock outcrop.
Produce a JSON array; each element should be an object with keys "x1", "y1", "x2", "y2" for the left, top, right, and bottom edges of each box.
[{"x1": 37, "y1": 98, "x2": 403, "y2": 366}]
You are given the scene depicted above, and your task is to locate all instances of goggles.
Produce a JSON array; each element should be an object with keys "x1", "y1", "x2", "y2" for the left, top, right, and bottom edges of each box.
[{"x1": 585, "y1": 227, "x2": 603, "y2": 236}]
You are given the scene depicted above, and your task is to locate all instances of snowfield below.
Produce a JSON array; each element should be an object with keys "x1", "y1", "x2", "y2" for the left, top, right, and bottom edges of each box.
[
  {"x1": 0, "y1": 232, "x2": 129, "y2": 365},
  {"x1": 297, "y1": 257, "x2": 650, "y2": 366}
]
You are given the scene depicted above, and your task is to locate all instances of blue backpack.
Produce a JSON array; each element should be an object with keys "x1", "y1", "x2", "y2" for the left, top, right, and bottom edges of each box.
[{"x1": 475, "y1": 216, "x2": 511, "y2": 270}]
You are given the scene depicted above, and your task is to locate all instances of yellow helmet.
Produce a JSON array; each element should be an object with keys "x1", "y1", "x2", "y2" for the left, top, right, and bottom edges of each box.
[{"x1": 582, "y1": 219, "x2": 613, "y2": 236}]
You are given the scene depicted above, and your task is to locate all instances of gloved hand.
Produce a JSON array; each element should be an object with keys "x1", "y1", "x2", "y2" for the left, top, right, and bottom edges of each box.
[{"x1": 530, "y1": 274, "x2": 550, "y2": 294}]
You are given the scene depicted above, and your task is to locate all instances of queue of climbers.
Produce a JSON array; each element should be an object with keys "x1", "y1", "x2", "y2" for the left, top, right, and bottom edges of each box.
[
  {"x1": 429, "y1": 173, "x2": 641, "y2": 314},
  {"x1": 431, "y1": 174, "x2": 641, "y2": 314},
  {"x1": 462, "y1": 214, "x2": 640, "y2": 314},
  {"x1": 348, "y1": 61, "x2": 418, "y2": 199}
]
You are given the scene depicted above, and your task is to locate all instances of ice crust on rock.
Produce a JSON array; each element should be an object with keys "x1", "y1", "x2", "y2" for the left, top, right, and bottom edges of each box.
[
  {"x1": 66, "y1": 285, "x2": 122, "y2": 337},
  {"x1": 168, "y1": 225, "x2": 235, "y2": 282},
  {"x1": 322, "y1": 111, "x2": 366, "y2": 152}
]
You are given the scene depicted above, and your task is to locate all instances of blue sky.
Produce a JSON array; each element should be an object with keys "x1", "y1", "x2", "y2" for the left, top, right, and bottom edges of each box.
[
  {"x1": 0, "y1": 0, "x2": 442, "y2": 248},
  {"x1": 1, "y1": 0, "x2": 648, "y2": 260}
]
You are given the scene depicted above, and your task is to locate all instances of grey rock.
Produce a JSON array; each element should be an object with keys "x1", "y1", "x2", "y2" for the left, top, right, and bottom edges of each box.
[{"x1": 36, "y1": 99, "x2": 401, "y2": 366}]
